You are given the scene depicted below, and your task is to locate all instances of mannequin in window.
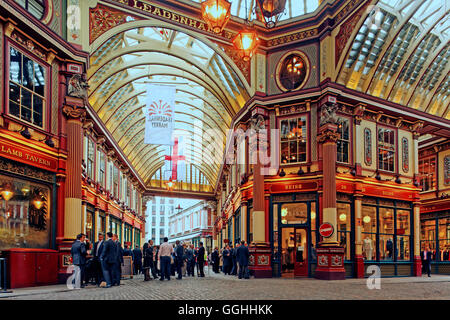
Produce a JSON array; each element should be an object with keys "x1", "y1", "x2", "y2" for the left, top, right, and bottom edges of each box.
[
  {"x1": 386, "y1": 238, "x2": 393, "y2": 259},
  {"x1": 363, "y1": 237, "x2": 373, "y2": 260}
]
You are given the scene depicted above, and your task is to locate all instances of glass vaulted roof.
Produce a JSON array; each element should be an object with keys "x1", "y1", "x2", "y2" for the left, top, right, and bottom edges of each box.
[
  {"x1": 338, "y1": 0, "x2": 450, "y2": 119},
  {"x1": 88, "y1": 27, "x2": 251, "y2": 191},
  {"x1": 189, "y1": 0, "x2": 321, "y2": 22}
]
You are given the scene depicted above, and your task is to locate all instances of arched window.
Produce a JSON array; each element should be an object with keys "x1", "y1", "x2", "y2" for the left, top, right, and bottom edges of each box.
[{"x1": 16, "y1": 0, "x2": 46, "y2": 20}]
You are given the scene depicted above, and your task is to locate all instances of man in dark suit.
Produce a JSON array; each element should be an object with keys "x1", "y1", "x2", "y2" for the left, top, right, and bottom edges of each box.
[
  {"x1": 211, "y1": 247, "x2": 220, "y2": 273},
  {"x1": 123, "y1": 244, "x2": 132, "y2": 257},
  {"x1": 230, "y1": 244, "x2": 237, "y2": 275},
  {"x1": 92, "y1": 233, "x2": 105, "y2": 287},
  {"x1": 197, "y1": 242, "x2": 206, "y2": 277},
  {"x1": 132, "y1": 245, "x2": 143, "y2": 275},
  {"x1": 112, "y1": 234, "x2": 123, "y2": 286},
  {"x1": 236, "y1": 240, "x2": 249, "y2": 279},
  {"x1": 421, "y1": 246, "x2": 433, "y2": 277},
  {"x1": 175, "y1": 240, "x2": 185, "y2": 280},
  {"x1": 100, "y1": 232, "x2": 116, "y2": 288},
  {"x1": 185, "y1": 244, "x2": 195, "y2": 276},
  {"x1": 71, "y1": 233, "x2": 87, "y2": 289}
]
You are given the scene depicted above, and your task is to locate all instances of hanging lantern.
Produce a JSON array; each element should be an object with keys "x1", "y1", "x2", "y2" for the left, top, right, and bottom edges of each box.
[
  {"x1": 33, "y1": 196, "x2": 44, "y2": 210},
  {"x1": 232, "y1": 29, "x2": 259, "y2": 62},
  {"x1": 0, "y1": 183, "x2": 14, "y2": 201},
  {"x1": 256, "y1": 0, "x2": 287, "y2": 28},
  {"x1": 201, "y1": 0, "x2": 232, "y2": 34}
]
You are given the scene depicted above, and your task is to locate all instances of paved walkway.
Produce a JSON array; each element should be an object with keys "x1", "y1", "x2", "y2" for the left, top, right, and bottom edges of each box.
[{"x1": 1, "y1": 270, "x2": 450, "y2": 300}]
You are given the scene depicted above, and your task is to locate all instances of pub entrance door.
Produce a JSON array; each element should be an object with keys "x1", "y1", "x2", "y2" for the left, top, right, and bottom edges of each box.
[
  {"x1": 280, "y1": 227, "x2": 308, "y2": 277},
  {"x1": 293, "y1": 228, "x2": 308, "y2": 277}
]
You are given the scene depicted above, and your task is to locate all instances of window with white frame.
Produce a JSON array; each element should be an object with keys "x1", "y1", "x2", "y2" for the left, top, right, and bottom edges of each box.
[
  {"x1": 337, "y1": 118, "x2": 350, "y2": 163},
  {"x1": 280, "y1": 116, "x2": 307, "y2": 164},
  {"x1": 87, "y1": 139, "x2": 95, "y2": 179},
  {"x1": 9, "y1": 46, "x2": 46, "y2": 128},
  {"x1": 98, "y1": 150, "x2": 106, "y2": 187},
  {"x1": 378, "y1": 127, "x2": 395, "y2": 172}
]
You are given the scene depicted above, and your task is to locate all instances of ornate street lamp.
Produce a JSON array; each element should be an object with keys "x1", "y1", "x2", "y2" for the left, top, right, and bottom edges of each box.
[
  {"x1": 232, "y1": 29, "x2": 259, "y2": 62},
  {"x1": 201, "y1": 0, "x2": 232, "y2": 34},
  {"x1": 256, "y1": 0, "x2": 287, "y2": 28}
]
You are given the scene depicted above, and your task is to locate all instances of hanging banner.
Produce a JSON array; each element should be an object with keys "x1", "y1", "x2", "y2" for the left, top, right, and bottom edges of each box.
[{"x1": 144, "y1": 84, "x2": 175, "y2": 145}]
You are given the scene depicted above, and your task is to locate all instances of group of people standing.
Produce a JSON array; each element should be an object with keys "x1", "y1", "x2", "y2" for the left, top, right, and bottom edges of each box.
[
  {"x1": 209, "y1": 240, "x2": 250, "y2": 279},
  {"x1": 70, "y1": 233, "x2": 211, "y2": 288},
  {"x1": 70, "y1": 232, "x2": 124, "y2": 289}
]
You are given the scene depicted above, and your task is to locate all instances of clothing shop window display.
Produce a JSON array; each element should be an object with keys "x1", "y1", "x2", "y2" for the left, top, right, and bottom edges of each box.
[
  {"x1": 379, "y1": 208, "x2": 394, "y2": 260},
  {"x1": 421, "y1": 220, "x2": 436, "y2": 253},
  {"x1": 362, "y1": 206, "x2": 376, "y2": 260},
  {"x1": 337, "y1": 203, "x2": 351, "y2": 260},
  {"x1": 396, "y1": 210, "x2": 410, "y2": 261},
  {"x1": 438, "y1": 218, "x2": 450, "y2": 261}
]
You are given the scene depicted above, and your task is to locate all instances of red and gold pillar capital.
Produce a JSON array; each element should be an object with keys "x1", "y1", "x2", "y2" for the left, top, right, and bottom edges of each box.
[
  {"x1": 62, "y1": 94, "x2": 87, "y2": 242},
  {"x1": 315, "y1": 104, "x2": 345, "y2": 280}
]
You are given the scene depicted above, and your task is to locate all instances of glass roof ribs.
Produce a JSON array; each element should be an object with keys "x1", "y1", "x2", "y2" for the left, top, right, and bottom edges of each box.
[{"x1": 338, "y1": 0, "x2": 450, "y2": 118}]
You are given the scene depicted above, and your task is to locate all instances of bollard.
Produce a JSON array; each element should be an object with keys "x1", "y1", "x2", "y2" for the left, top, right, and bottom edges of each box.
[{"x1": 0, "y1": 258, "x2": 13, "y2": 293}]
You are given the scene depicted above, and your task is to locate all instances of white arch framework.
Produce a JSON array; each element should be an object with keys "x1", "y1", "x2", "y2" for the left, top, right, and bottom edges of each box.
[{"x1": 88, "y1": 21, "x2": 252, "y2": 191}]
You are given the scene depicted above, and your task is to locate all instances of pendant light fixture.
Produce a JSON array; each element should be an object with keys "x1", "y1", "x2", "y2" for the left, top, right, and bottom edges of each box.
[
  {"x1": 201, "y1": 0, "x2": 232, "y2": 34},
  {"x1": 256, "y1": 0, "x2": 287, "y2": 28},
  {"x1": 232, "y1": 0, "x2": 259, "y2": 61}
]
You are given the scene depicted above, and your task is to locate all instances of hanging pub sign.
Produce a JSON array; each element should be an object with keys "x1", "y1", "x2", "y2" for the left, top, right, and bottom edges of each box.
[{"x1": 144, "y1": 84, "x2": 175, "y2": 145}]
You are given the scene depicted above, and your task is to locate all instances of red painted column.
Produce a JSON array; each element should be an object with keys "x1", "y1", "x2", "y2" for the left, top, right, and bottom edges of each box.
[{"x1": 314, "y1": 108, "x2": 346, "y2": 280}]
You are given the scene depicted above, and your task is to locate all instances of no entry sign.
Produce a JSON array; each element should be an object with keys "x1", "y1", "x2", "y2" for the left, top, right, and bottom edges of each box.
[{"x1": 319, "y1": 223, "x2": 334, "y2": 238}]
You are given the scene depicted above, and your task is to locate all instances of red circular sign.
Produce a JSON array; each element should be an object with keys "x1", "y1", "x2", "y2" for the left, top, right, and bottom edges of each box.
[{"x1": 319, "y1": 223, "x2": 334, "y2": 238}]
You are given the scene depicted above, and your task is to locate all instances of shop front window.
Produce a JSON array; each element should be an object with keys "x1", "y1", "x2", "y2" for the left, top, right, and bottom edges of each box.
[
  {"x1": 337, "y1": 202, "x2": 351, "y2": 260},
  {"x1": 0, "y1": 176, "x2": 50, "y2": 250},
  {"x1": 9, "y1": 46, "x2": 46, "y2": 128},
  {"x1": 280, "y1": 202, "x2": 307, "y2": 225},
  {"x1": 439, "y1": 218, "x2": 450, "y2": 261},
  {"x1": 396, "y1": 210, "x2": 410, "y2": 261},
  {"x1": 421, "y1": 219, "x2": 436, "y2": 253},
  {"x1": 310, "y1": 202, "x2": 317, "y2": 261},
  {"x1": 86, "y1": 210, "x2": 94, "y2": 243},
  {"x1": 280, "y1": 116, "x2": 307, "y2": 164},
  {"x1": 379, "y1": 208, "x2": 394, "y2": 260},
  {"x1": 362, "y1": 206, "x2": 376, "y2": 261}
]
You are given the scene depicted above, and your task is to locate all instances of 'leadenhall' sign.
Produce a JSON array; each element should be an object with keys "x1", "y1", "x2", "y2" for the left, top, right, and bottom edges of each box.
[
  {"x1": 112, "y1": 0, "x2": 233, "y2": 39},
  {"x1": 144, "y1": 84, "x2": 175, "y2": 145}
]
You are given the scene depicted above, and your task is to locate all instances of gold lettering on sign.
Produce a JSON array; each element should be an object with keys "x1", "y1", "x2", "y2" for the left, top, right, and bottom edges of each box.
[{"x1": 285, "y1": 184, "x2": 302, "y2": 190}]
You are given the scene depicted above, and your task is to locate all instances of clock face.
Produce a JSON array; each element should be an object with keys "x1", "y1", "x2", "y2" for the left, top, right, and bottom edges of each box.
[{"x1": 276, "y1": 52, "x2": 309, "y2": 91}]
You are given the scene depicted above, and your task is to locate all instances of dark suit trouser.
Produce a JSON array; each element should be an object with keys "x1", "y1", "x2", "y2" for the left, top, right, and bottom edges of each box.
[
  {"x1": 176, "y1": 259, "x2": 183, "y2": 279},
  {"x1": 93, "y1": 259, "x2": 103, "y2": 285},
  {"x1": 231, "y1": 259, "x2": 237, "y2": 275},
  {"x1": 160, "y1": 256, "x2": 171, "y2": 280},
  {"x1": 238, "y1": 263, "x2": 249, "y2": 279},
  {"x1": 101, "y1": 261, "x2": 114, "y2": 286},
  {"x1": 423, "y1": 260, "x2": 431, "y2": 276},
  {"x1": 134, "y1": 261, "x2": 142, "y2": 275},
  {"x1": 198, "y1": 260, "x2": 205, "y2": 276},
  {"x1": 187, "y1": 260, "x2": 194, "y2": 276},
  {"x1": 112, "y1": 262, "x2": 121, "y2": 285}
]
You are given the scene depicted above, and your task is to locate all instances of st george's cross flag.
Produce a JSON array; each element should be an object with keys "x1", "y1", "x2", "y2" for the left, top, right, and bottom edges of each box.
[{"x1": 144, "y1": 84, "x2": 176, "y2": 145}]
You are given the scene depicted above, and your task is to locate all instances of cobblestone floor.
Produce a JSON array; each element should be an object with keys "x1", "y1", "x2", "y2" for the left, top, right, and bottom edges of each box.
[{"x1": 2, "y1": 270, "x2": 450, "y2": 300}]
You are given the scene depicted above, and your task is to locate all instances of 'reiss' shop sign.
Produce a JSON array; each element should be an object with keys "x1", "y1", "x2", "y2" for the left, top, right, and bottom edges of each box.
[{"x1": 0, "y1": 140, "x2": 57, "y2": 172}]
